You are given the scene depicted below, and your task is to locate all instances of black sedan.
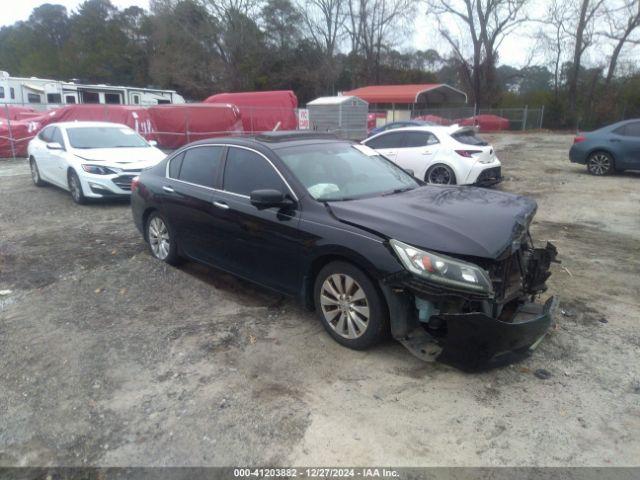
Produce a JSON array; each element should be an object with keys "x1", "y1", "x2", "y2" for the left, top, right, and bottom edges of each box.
[{"x1": 131, "y1": 132, "x2": 557, "y2": 369}]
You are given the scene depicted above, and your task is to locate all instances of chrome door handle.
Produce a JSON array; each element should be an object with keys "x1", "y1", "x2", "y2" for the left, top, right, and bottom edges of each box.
[
  {"x1": 213, "y1": 201, "x2": 229, "y2": 210},
  {"x1": 422, "y1": 151, "x2": 433, "y2": 155},
  {"x1": 162, "y1": 186, "x2": 175, "y2": 193}
]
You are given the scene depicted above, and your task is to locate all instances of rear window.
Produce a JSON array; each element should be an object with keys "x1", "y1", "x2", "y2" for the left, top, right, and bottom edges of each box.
[
  {"x1": 452, "y1": 132, "x2": 488, "y2": 146},
  {"x1": 178, "y1": 146, "x2": 223, "y2": 188}
]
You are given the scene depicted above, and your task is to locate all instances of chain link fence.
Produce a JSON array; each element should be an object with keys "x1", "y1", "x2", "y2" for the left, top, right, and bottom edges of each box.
[
  {"x1": 1, "y1": 101, "x2": 546, "y2": 160},
  {"x1": 385, "y1": 106, "x2": 545, "y2": 132},
  {"x1": 0, "y1": 102, "x2": 304, "y2": 159}
]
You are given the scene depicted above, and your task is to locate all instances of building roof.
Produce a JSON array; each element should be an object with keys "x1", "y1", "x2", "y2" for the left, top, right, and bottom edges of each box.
[
  {"x1": 343, "y1": 84, "x2": 467, "y2": 104},
  {"x1": 307, "y1": 95, "x2": 366, "y2": 106}
]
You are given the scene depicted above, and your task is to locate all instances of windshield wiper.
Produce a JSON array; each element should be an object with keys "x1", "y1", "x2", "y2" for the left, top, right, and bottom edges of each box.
[{"x1": 381, "y1": 186, "x2": 416, "y2": 196}]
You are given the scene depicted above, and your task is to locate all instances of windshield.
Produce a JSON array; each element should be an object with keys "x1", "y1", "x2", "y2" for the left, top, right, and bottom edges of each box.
[
  {"x1": 67, "y1": 127, "x2": 149, "y2": 149},
  {"x1": 277, "y1": 142, "x2": 419, "y2": 201}
]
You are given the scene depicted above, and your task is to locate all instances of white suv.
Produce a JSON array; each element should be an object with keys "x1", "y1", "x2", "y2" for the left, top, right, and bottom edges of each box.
[{"x1": 362, "y1": 125, "x2": 502, "y2": 186}]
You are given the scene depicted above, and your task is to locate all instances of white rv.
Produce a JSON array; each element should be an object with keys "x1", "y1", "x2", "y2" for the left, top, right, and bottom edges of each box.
[{"x1": 0, "y1": 71, "x2": 185, "y2": 109}]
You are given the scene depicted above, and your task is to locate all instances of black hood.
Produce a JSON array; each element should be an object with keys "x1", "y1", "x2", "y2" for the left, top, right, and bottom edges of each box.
[{"x1": 327, "y1": 186, "x2": 537, "y2": 260}]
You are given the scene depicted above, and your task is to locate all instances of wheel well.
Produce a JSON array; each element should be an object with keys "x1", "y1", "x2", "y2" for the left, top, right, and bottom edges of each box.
[
  {"x1": 425, "y1": 162, "x2": 457, "y2": 182},
  {"x1": 66, "y1": 167, "x2": 76, "y2": 179},
  {"x1": 141, "y1": 207, "x2": 157, "y2": 241},
  {"x1": 303, "y1": 254, "x2": 384, "y2": 311}
]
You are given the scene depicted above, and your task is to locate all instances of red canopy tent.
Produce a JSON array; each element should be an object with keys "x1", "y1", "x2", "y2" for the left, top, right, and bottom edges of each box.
[
  {"x1": 344, "y1": 84, "x2": 467, "y2": 105},
  {"x1": 147, "y1": 103, "x2": 243, "y2": 149},
  {"x1": 1, "y1": 105, "x2": 38, "y2": 121},
  {"x1": 204, "y1": 90, "x2": 298, "y2": 133},
  {"x1": 455, "y1": 114, "x2": 510, "y2": 132}
]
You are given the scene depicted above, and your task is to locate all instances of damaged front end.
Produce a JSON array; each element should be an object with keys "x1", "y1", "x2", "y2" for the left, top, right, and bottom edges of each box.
[{"x1": 381, "y1": 238, "x2": 559, "y2": 371}]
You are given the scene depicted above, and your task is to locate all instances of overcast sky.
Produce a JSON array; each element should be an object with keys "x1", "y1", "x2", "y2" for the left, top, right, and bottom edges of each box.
[{"x1": 0, "y1": 0, "x2": 624, "y2": 70}]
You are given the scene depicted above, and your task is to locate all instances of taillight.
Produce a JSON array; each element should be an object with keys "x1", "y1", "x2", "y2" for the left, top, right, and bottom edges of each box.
[
  {"x1": 455, "y1": 150, "x2": 482, "y2": 158},
  {"x1": 131, "y1": 176, "x2": 140, "y2": 192},
  {"x1": 574, "y1": 136, "x2": 586, "y2": 143}
]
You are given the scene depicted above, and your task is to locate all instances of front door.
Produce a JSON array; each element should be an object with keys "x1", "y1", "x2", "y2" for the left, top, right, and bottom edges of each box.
[
  {"x1": 215, "y1": 146, "x2": 303, "y2": 294},
  {"x1": 48, "y1": 127, "x2": 69, "y2": 186},
  {"x1": 363, "y1": 131, "x2": 405, "y2": 163},
  {"x1": 394, "y1": 130, "x2": 441, "y2": 179},
  {"x1": 618, "y1": 121, "x2": 640, "y2": 168}
]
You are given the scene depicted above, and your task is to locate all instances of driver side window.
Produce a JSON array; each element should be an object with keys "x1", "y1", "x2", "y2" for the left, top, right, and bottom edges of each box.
[
  {"x1": 365, "y1": 132, "x2": 405, "y2": 150},
  {"x1": 223, "y1": 147, "x2": 286, "y2": 196},
  {"x1": 51, "y1": 128, "x2": 65, "y2": 149},
  {"x1": 38, "y1": 127, "x2": 53, "y2": 143}
]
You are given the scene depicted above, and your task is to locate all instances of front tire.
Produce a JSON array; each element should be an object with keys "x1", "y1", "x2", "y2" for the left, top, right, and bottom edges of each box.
[
  {"x1": 146, "y1": 212, "x2": 180, "y2": 265},
  {"x1": 30, "y1": 157, "x2": 45, "y2": 186},
  {"x1": 68, "y1": 170, "x2": 86, "y2": 204},
  {"x1": 426, "y1": 164, "x2": 457, "y2": 185},
  {"x1": 587, "y1": 151, "x2": 614, "y2": 176},
  {"x1": 314, "y1": 261, "x2": 389, "y2": 350}
]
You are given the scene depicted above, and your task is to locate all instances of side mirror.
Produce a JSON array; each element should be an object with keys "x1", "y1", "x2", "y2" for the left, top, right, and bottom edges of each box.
[
  {"x1": 250, "y1": 189, "x2": 294, "y2": 210},
  {"x1": 404, "y1": 168, "x2": 415, "y2": 177},
  {"x1": 46, "y1": 142, "x2": 64, "y2": 150},
  {"x1": 148, "y1": 140, "x2": 158, "y2": 146}
]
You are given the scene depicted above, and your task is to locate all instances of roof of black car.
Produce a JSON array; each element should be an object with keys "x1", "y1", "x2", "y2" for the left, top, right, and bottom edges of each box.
[{"x1": 183, "y1": 131, "x2": 348, "y2": 151}]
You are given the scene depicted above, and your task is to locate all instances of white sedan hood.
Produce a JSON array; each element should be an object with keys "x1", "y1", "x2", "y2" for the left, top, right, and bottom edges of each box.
[{"x1": 72, "y1": 147, "x2": 166, "y2": 169}]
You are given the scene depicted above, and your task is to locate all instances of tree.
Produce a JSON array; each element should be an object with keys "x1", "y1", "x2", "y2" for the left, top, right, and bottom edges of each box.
[
  {"x1": 566, "y1": 0, "x2": 606, "y2": 125},
  {"x1": 537, "y1": 0, "x2": 572, "y2": 97},
  {"x1": 298, "y1": 0, "x2": 346, "y2": 92},
  {"x1": 345, "y1": 0, "x2": 415, "y2": 84},
  {"x1": 261, "y1": 0, "x2": 303, "y2": 49},
  {"x1": 601, "y1": 0, "x2": 640, "y2": 86},
  {"x1": 426, "y1": 0, "x2": 529, "y2": 108},
  {"x1": 148, "y1": 0, "x2": 223, "y2": 97}
]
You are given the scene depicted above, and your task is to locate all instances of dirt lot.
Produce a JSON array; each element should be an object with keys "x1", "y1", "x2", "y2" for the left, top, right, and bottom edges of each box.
[{"x1": 0, "y1": 132, "x2": 639, "y2": 467}]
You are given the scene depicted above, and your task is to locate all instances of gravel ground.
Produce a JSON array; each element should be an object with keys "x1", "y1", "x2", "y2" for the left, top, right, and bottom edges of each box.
[{"x1": 0, "y1": 132, "x2": 639, "y2": 467}]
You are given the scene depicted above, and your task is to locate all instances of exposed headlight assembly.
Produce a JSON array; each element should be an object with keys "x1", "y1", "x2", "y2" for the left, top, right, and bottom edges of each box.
[
  {"x1": 81, "y1": 164, "x2": 117, "y2": 175},
  {"x1": 390, "y1": 239, "x2": 493, "y2": 294}
]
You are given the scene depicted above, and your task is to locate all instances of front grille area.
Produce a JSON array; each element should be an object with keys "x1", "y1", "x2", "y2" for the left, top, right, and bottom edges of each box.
[
  {"x1": 113, "y1": 175, "x2": 136, "y2": 191},
  {"x1": 477, "y1": 166, "x2": 502, "y2": 184}
]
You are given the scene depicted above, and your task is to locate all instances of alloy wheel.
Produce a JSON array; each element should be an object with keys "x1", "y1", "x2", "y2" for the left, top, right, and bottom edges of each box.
[
  {"x1": 588, "y1": 153, "x2": 611, "y2": 175},
  {"x1": 320, "y1": 273, "x2": 370, "y2": 339},
  {"x1": 148, "y1": 217, "x2": 170, "y2": 260},
  {"x1": 428, "y1": 165, "x2": 454, "y2": 184}
]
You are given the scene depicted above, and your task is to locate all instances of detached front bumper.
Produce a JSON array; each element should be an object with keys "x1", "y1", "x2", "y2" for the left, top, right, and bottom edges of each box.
[{"x1": 437, "y1": 296, "x2": 556, "y2": 370}]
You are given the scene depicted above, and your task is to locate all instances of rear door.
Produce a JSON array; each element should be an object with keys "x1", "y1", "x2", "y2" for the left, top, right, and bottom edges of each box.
[
  {"x1": 161, "y1": 145, "x2": 226, "y2": 263},
  {"x1": 394, "y1": 130, "x2": 441, "y2": 176},
  {"x1": 363, "y1": 131, "x2": 405, "y2": 162},
  {"x1": 214, "y1": 146, "x2": 303, "y2": 294},
  {"x1": 616, "y1": 122, "x2": 640, "y2": 168}
]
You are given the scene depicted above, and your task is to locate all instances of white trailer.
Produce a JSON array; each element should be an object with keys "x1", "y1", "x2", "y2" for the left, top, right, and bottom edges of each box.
[{"x1": 0, "y1": 71, "x2": 185, "y2": 109}]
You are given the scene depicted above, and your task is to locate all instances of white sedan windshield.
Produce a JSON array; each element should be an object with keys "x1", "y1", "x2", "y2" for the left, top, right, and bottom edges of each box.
[
  {"x1": 67, "y1": 127, "x2": 149, "y2": 149},
  {"x1": 278, "y1": 142, "x2": 419, "y2": 201}
]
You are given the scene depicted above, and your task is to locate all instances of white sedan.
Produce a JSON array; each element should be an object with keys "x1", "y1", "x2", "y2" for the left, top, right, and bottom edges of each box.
[
  {"x1": 362, "y1": 125, "x2": 502, "y2": 186},
  {"x1": 28, "y1": 121, "x2": 166, "y2": 204}
]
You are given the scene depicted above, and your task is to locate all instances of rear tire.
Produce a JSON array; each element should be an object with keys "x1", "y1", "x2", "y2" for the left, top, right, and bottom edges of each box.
[
  {"x1": 426, "y1": 164, "x2": 457, "y2": 185},
  {"x1": 587, "y1": 151, "x2": 614, "y2": 176},
  {"x1": 146, "y1": 212, "x2": 180, "y2": 265},
  {"x1": 68, "y1": 170, "x2": 86, "y2": 204},
  {"x1": 30, "y1": 157, "x2": 45, "y2": 186},
  {"x1": 314, "y1": 261, "x2": 389, "y2": 350}
]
